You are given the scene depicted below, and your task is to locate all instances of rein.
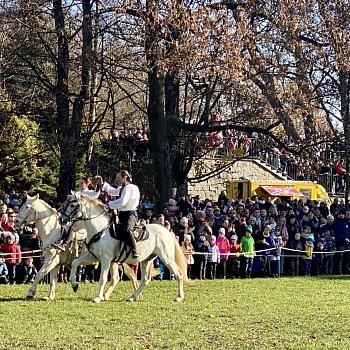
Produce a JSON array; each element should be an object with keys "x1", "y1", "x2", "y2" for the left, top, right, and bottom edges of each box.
[
  {"x1": 62, "y1": 198, "x2": 111, "y2": 256},
  {"x1": 61, "y1": 199, "x2": 107, "y2": 223}
]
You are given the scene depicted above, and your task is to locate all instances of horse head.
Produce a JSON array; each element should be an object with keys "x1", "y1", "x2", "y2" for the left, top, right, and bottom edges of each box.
[
  {"x1": 59, "y1": 191, "x2": 109, "y2": 227},
  {"x1": 59, "y1": 191, "x2": 84, "y2": 225},
  {"x1": 15, "y1": 194, "x2": 40, "y2": 227}
]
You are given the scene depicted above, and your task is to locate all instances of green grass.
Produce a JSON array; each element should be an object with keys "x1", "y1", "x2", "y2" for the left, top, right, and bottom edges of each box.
[{"x1": 1, "y1": 277, "x2": 350, "y2": 350}]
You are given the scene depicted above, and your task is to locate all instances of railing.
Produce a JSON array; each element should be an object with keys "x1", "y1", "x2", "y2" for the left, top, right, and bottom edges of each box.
[{"x1": 105, "y1": 133, "x2": 346, "y2": 194}]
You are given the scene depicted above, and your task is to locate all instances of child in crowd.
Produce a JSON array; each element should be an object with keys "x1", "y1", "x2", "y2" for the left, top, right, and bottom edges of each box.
[
  {"x1": 300, "y1": 226, "x2": 315, "y2": 248},
  {"x1": 0, "y1": 257, "x2": 9, "y2": 284},
  {"x1": 0, "y1": 235, "x2": 21, "y2": 284},
  {"x1": 206, "y1": 235, "x2": 220, "y2": 279},
  {"x1": 240, "y1": 225, "x2": 255, "y2": 278},
  {"x1": 254, "y1": 225, "x2": 271, "y2": 277},
  {"x1": 227, "y1": 235, "x2": 241, "y2": 278},
  {"x1": 322, "y1": 232, "x2": 335, "y2": 275},
  {"x1": 16, "y1": 257, "x2": 37, "y2": 284},
  {"x1": 302, "y1": 239, "x2": 314, "y2": 276},
  {"x1": 194, "y1": 232, "x2": 209, "y2": 279},
  {"x1": 286, "y1": 232, "x2": 303, "y2": 276},
  {"x1": 181, "y1": 234, "x2": 194, "y2": 279},
  {"x1": 313, "y1": 240, "x2": 324, "y2": 276},
  {"x1": 265, "y1": 226, "x2": 282, "y2": 277},
  {"x1": 216, "y1": 228, "x2": 230, "y2": 279}
]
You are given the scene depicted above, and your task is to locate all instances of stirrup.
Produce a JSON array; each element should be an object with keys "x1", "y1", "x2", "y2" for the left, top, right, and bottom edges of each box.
[{"x1": 54, "y1": 243, "x2": 66, "y2": 252}]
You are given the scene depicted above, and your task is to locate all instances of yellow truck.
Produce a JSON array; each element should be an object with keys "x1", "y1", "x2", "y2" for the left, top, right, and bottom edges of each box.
[{"x1": 226, "y1": 179, "x2": 331, "y2": 205}]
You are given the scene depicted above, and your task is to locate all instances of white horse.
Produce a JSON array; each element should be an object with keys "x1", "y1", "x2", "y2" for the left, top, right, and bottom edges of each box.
[
  {"x1": 15, "y1": 194, "x2": 138, "y2": 301},
  {"x1": 60, "y1": 191, "x2": 190, "y2": 303}
]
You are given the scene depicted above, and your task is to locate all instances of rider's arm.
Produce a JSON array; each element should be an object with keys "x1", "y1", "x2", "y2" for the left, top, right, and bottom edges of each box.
[
  {"x1": 101, "y1": 182, "x2": 121, "y2": 197},
  {"x1": 108, "y1": 186, "x2": 132, "y2": 209}
]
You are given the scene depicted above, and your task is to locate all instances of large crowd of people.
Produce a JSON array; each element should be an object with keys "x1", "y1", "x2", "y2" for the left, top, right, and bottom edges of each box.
[
  {"x1": 106, "y1": 127, "x2": 347, "y2": 194},
  {"x1": 0, "y1": 181, "x2": 349, "y2": 285},
  {"x1": 139, "y1": 193, "x2": 349, "y2": 280}
]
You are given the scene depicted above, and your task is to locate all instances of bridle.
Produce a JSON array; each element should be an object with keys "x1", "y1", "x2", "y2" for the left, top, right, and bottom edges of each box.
[
  {"x1": 17, "y1": 203, "x2": 56, "y2": 225},
  {"x1": 60, "y1": 198, "x2": 108, "y2": 224}
]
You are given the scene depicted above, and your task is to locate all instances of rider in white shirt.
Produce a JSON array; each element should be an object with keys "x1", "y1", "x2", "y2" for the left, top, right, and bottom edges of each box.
[
  {"x1": 55, "y1": 177, "x2": 99, "y2": 251},
  {"x1": 95, "y1": 170, "x2": 140, "y2": 259}
]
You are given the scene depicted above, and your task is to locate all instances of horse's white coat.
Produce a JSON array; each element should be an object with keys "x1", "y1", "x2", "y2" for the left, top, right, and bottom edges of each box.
[
  {"x1": 61, "y1": 192, "x2": 189, "y2": 302},
  {"x1": 15, "y1": 195, "x2": 138, "y2": 300}
]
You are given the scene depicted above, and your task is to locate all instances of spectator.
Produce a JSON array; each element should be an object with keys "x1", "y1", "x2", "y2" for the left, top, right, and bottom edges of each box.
[
  {"x1": 0, "y1": 235, "x2": 21, "y2": 284},
  {"x1": 16, "y1": 257, "x2": 37, "y2": 284},
  {"x1": 181, "y1": 234, "x2": 194, "y2": 279},
  {"x1": 227, "y1": 235, "x2": 241, "y2": 278},
  {"x1": 216, "y1": 228, "x2": 230, "y2": 279},
  {"x1": 0, "y1": 257, "x2": 9, "y2": 284},
  {"x1": 333, "y1": 209, "x2": 350, "y2": 274},
  {"x1": 301, "y1": 239, "x2": 314, "y2": 276},
  {"x1": 286, "y1": 232, "x2": 303, "y2": 276},
  {"x1": 335, "y1": 159, "x2": 346, "y2": 193},
  {"x1": 194, "y1": 232, "x2": 209, "y2": 280},
  {"x1": 206, "y1": 235, "x2": 220, "y2": 279},
  {"x1": 240, "y1": 225, "x2": 255, "y2": 278}
]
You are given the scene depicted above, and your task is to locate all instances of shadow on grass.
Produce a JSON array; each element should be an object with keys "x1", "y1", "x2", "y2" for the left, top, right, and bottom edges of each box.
[
  {"x1": 0, "y1": 296, "x2": 39, "y2": 302},
  {"x1": 317, "y1": 274, "x2": 350, "y2": 280}
]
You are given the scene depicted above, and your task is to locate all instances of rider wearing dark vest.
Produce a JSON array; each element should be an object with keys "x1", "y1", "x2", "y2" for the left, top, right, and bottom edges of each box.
[{"x1": 96, "y1": 170, "x2": 140, "y2": 259}]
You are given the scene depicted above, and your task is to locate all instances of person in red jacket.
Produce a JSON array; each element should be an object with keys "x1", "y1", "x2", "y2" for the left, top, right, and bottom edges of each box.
[
  {"x1": 335, "y1": 159, "x2": 346, "y2": 193},
  {"x1": 0, "y1": 235, "x2": 21, "y2": 284}
]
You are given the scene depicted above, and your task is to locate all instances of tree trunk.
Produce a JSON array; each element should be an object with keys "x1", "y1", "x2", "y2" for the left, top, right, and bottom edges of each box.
[
  {"x1": 53, "y1": 0, "x2": 72, "y2": 202},
  {"x1": 54, "y1": 0, "x2": 93, "y2": 201},
  {"x1": 340, "y1": 70, "x2": 350, "y2": 209},
  {"x1": 148, "y1": 72, "x2": 174, "y2": 209},
  {"x1": 145, "y1": 0, "x2": 174, "y2": 209}
]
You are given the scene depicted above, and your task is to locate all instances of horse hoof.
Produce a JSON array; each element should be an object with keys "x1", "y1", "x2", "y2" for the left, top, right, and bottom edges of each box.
[
  {"x1": 72, "y1": 284, "x2": 79, "y2": 293},
  {"x1": 126, "y1": 297, "x2": 135, "y2": 302},
  {"x1": 42, "y1": 296, "x2": 51, "y2": 301},
  {"x1": 26, "y1": 295, "x2": 34, "y2": 300},
  {"x1": 92, "y1": 297, "x2": 103, "y2": 303},
  {"x1": 174, "y1": 297, "x2": 183, "y2": 303}
]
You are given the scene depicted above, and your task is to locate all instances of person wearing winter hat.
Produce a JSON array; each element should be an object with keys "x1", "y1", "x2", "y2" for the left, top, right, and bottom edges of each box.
[
  {"x1": 207, "y1": 235, "x2": 220, "y2": 279},
  {"x1": 313, "y1": 239, "x2": 325, "y2": 276},
  {"x1": 194, "y1": 232, "x2": 209, "y2": 280},
  {"x1": 227, "y1": 234, "x2": 241, "y2": 279},
  {"x1": 240, "y1": 225, "x2": 255, "y2": 278},
  {"x1": 216, "y1": 228, "x2": 230, "y2": 278},
  {"x1": 181, "y1": 234, "x2": 194, "y2": 279},
  {"x1": 302, "y1": 239, "x2": 314, "y2": 276},
  {"x1": 333, "y1": 208, "x2": 349, "y2": 274}
]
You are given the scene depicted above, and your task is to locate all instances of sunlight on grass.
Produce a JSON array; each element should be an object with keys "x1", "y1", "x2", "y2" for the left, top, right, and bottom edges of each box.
[{"x1": 1, "y1": 277, "x2": 350, "y2": 349}]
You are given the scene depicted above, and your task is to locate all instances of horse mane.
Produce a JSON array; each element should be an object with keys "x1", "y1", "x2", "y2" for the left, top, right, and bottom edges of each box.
[
  {"x1": 32, "y1": 198, "x2": 55, "y2": 211},
  {"x1": 80, "y1": 193, "x2": 109, "y2": 210}
]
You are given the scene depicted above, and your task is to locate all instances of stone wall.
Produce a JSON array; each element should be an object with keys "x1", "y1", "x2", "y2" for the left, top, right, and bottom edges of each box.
[{"x1": 186, "y1": 159, "x2": 285, "y2": 199}]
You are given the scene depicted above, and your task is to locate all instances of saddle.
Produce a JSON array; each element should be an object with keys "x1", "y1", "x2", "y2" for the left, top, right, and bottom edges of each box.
[{"x1": 109, "y1": 220, "x2": 149, "y2": 242}]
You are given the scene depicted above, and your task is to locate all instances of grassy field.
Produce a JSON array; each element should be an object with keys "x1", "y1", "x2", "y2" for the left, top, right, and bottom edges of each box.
[{"x1": 1, "y1": 277, "x2": 350, "y2": 350}]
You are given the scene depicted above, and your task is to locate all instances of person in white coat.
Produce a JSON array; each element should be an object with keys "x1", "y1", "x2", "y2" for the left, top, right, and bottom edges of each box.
[{"x1": 95, "y1": 170, "x2": 140, "y2": 259}]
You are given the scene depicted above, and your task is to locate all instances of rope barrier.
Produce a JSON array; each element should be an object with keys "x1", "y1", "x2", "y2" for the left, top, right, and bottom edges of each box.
[
  {"x1": 0, "y1": 246, "x2": 349, "y2": 258},
  {"x1": 182, "y1": 246, "x2": 350, "y2": 257}
]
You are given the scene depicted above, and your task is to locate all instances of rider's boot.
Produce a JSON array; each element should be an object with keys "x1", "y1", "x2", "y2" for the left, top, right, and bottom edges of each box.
[{"x1": 131, "y1": 249, "x2": 139, "y2": 259}]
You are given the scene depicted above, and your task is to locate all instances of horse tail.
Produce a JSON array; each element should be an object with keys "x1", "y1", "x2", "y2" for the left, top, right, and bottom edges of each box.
[{"x1": 173, "y1": 235, "x2": 193, "y2": 284}]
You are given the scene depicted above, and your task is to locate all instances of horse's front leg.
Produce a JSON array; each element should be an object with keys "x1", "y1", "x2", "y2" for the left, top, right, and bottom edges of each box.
[
  {"x1": 45, "y1": 265, "x2": 59, "y2": 301},
  {"x1": 93, "y1": 258, "x2": 111, "y2": 303},
  {"x1": 26, "y1": 253, "x2": 60, "y2": 300},
  {"x1": 70, "y1": 252, "x2": 97, "y2": 293},
  {"x1": 103, "y1": 262, "x2": 120, "y2": 301}
]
